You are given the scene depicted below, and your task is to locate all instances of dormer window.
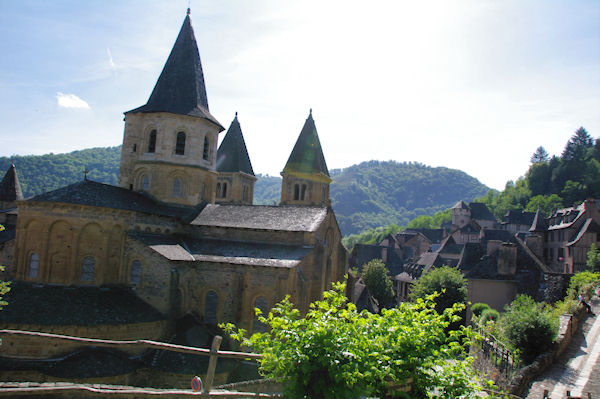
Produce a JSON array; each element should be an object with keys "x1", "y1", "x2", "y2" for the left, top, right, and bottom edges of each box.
[
  {"x1": 148, "y1": 130, "x2": 157, "y2": 153},
  {"x1": 203, "y1": 136, "x2": 209, "y2": 160},
  {"x1": 175, "y1": 131, "x2": 186, "y2": 155}
]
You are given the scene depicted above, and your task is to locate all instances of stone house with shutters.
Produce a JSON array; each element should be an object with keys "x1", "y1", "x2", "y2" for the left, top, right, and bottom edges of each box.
[{"x1": 0, "y1": 10, "x2": 347, "y2": 386}]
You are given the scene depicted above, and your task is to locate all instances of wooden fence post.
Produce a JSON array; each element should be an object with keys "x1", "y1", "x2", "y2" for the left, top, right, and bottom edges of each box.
[{"x1": 203, "y1": 335, "x2": 222, "y2": 393}]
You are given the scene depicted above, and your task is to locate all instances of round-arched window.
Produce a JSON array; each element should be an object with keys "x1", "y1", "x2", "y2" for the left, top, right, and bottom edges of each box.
[
  {"x1": 81, "y1": 256, "x2": 95, "y2": 282},
  {"x1": 130, "y1": 260, "x2": 142, "y2": 285}
]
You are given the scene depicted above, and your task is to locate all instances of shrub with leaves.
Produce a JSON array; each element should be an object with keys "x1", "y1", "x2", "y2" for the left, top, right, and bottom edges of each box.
[
  {"x1": 479, "y1": 308, "x2": 499, "y2": 324},
  {"x1": 222, "y1": 281, "x2": 488, "y2": 398},
  {"x1": 361, "y1": 258, "x2": 395, "y2": 309},
  {"x1": 497, "y1": 295, "x2": 557, "y2": 364},
  {"x1": 567, "y1": 271, "x2": 600, "y2": 300},
  {"x1": 409, "y1": 265, "x2": 467, "y2": 315},
  {"x1": 471, "y1": 303, "x2": 491, "y2": 319}
]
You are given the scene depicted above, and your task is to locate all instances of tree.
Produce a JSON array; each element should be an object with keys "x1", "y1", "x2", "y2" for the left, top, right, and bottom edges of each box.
[
  {"x1": 409, "y1": 265, "x2": 467, "y2": 315},
  {"x1": 586, "y1": 244, "x2": 600, "y2": 273},
  {"x1": 0, "y1": 225, "x2": 10, "y2": 310},
  {"x1": 530, "y1": 146, "x2": 549, "y2": 164},
  {"x1": 525, "y1": 194, "x2": 563, "y2": 215},
  {"x1": 222, "y1": 281, "x2": 488, "y2": 399},
  {"x1": 562, "y1": 127, "x2": 593, "y2": 161},
  {"x1": 361, "y1": 259, "x2": 395, "y2": 309},
  {"x1": 497, "y1": 295, "x2": 556, "y2": 364}
]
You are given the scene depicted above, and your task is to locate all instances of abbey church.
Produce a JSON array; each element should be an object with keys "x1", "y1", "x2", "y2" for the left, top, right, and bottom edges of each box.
[{"x1": 0, "y1": 11, "x2": 347, "y2": 384}]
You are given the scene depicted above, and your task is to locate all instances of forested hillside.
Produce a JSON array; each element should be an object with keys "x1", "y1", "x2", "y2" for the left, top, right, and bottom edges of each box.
[
  {"x1": 0, "y1": 147, "x2": 121, "y2": 198},
  {"x1": 344, "y1": 127, "x2": 600, "y2": 249},
  {"x1": 2, "y1": 149, "x2": 489, "y2": 237}
]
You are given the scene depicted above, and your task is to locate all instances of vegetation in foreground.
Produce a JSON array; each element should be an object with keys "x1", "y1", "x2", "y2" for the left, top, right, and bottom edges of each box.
[{"x1": 223, "y1": 281, "x2": 494, "y2": 399}]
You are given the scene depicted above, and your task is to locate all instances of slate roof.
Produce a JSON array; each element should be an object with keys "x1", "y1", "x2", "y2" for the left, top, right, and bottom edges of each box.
[
  {"x1": 469, "y1": 202, "x2": 497, "y2": 221},
  {"x1": 0, "y1": 282, "x2": 166, "y2": 325},
  {"x1": 0, "y1": 164, "x2": 23, "y2": 202},
  {"x1": 402, "y1": 228, "x2": 446, "y2": 243},
  {"x1": 282, "y1": 111, "x2": 331, "y2": 182},
  {"x1": 529, "y1": 209, "x2": 548, "y2": 232},
  {"x1": 27, "y1": 179, "x2": 199, "y2": 219},
  {"x1": 481, "y1": 229, "x2": 514, "y2": 242},
  {"x1": 502, "y1": 210, "x2": 535, "y2": 226},
  {"x1": 566, "y1": 218, "x2": 600, "y2": 246},
  {"x1": 216, "y1": 114, "x2": 255, "y2": 175},
  {"x1": 126, "y1": 13, "x2": 223, "y2": 131},
  {"x1": 189, "y1": 204, "x2": 328, "y2": 232},
  {"x1": 131, "y1": 233, "x2": 311, "y2": 268},
  {"x1": 452, "y1": 200, "x2": 469, "y2": 210}
]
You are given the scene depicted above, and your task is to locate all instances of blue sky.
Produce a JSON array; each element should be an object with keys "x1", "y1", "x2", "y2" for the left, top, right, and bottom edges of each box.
[{"x1": 0, "y1": 0, "x2": 598, "y2": 190}]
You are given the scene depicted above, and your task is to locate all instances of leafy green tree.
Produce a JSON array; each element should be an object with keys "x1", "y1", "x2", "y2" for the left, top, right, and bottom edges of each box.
[
  {"x1": 223, "y1": 281, "x2": 487, "y2": 399},
  {"x1": 567, "y1": 271, "x2": 600, "y2": 300},
  {"x1": 409, "y1": 266, "x2": 467, "y2": 315},
  {"x1": 530, "y1": 146, "x2": 549, "y2": 164},
  {"x1": 526, "y1": 161, "x2": 551, "y2": 196},
  {"x1": 497, "y1": 295, "x2": 556, "y2": 364},
  {"x1": 361, "y1": 259, "x2": 395, "y2": 309},
  {"x1": 587, "y1": 244, "x2": 600, "y2": 272},
  {"x1": 0, "y1": 225, "x2": 10, "y2": 310},
  {"x1": 562, "y1": 127, "x2": 593, "y2": 161},
  {"x1": 525, "y1": 194, "x2": 563, "y2": 215}
]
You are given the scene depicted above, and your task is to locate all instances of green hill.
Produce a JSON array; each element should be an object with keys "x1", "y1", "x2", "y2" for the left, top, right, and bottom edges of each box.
[
  {"x1": 2, "y1": 149, "x2": 488, "y2": 236},
  {"x1": 0, "y1": 147, "x2": 121, "y2": 198},
  {"x1": 329, "y1": 161, "x2": 488, "y2": 235}
]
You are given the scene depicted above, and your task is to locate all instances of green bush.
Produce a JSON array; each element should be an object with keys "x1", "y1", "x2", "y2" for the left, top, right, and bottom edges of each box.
[
  {"x1": 471, "y1": 303, "x2": 491, "y2": 319},
  {"x1": 567, "y1": 271, "x2": 600, "y2": 300},
  {"x1": 409, "y1": 266, "x2": 468, "y2": 314},
  {"x1": 361, "y1": 259, "x2": 395, "y2": 309},
  {"x1": 222, "y1": 281, "x2": 488, "y2": 398},
  {"x1": 480, "y1": 308, "x2": 499, "y2": 324},
  {"x1": 498, "y1": 295, "x2": 557, "y2": 364}
]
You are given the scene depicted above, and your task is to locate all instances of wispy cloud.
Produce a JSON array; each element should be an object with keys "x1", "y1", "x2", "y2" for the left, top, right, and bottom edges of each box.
[
  {"x1": 107, "y1": 47, "x2": 116, "y2": 71},
  {"x1": 56, "y1": 92, "x2": 90, "y2": 109}
]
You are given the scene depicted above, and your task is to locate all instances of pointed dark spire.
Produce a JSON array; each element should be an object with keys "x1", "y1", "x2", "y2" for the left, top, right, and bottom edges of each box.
[
  {"x1": 529, "y1": 209, "x2": 548, "y2": 232},
  {"x1": 0, "y1": 164, "x2": 24, "y2": 202},
  {"x1": 127, "y1": 12, "x2": 223, "y2": 131},
  {"x1": 216, "y1": 114, "x2": 255, "y2": 175},
  {"x1": 283, "y1": 111, "x2": 330, "y2": 180}
]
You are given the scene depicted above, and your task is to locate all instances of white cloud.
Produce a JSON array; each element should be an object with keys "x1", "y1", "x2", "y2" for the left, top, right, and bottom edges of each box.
[
  {"x1": 106, "y1": 47, "x2": 116, "y2": 71},
  {"x1": 56, "y1": 92, "x2": 90, "y2": 109}
]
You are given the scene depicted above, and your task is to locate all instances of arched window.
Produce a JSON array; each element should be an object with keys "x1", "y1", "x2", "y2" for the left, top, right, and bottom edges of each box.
[
  {"x1": 175, "y1": 131, "x2": 186, "y2": 155},
  {"x1": 205, "y1": 291, "x2": 218, "y2": 325},
  {"x1": 130, "y1": 260, "x2": 142, "y2": 285},
  {"x1": 28, "y1": 253, "x2": 39, "y2": 278},
  {"x1": 253, "y1": 296, "x2": 268, "y2": 333},
  {"x1": 142, "y1": 175, "x2": 150, "y2": 191},
  {"x1": 222, "y1": 182, "x2": 227, "y2": 199},
  {"x1": 301, "y1": 184, "x2": 307, "y2": 201},
  {"x1": 148, "y1": 130, "x2": 157, "y2": 153},
  {"x1": 81, "y1": 256, "x2": 95, "y2": 282},
  {"x1": 216, "y1": 183, "x2": 222, "y2": 198},
  {"x1": 173, "y1": 178, "x2": 182, "y2": 197},
  {"x1": 294, "y1": 184, "x2": 300, "y2": 201},
  {"x1": 243, "y1": 186, "x2": 249, "y2": 202},
  {"x1": 203, "y1": 136, "x2": 209, "y2": 160}
]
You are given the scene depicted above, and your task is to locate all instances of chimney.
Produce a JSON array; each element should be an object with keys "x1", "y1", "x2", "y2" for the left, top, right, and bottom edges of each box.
[{"x1": 497, "y1": 243, "x2": 517, "y2": 276}]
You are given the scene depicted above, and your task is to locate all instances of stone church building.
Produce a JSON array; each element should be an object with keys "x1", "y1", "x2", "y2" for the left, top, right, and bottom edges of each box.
[{"x1": 0, "y1": 11, "x2": 347, "y2": 385}]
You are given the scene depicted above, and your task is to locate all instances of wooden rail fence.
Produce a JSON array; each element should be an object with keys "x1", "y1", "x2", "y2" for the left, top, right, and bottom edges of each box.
[{"x1": 0, "y1": 329, "x2": 279, "y2": 398}]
